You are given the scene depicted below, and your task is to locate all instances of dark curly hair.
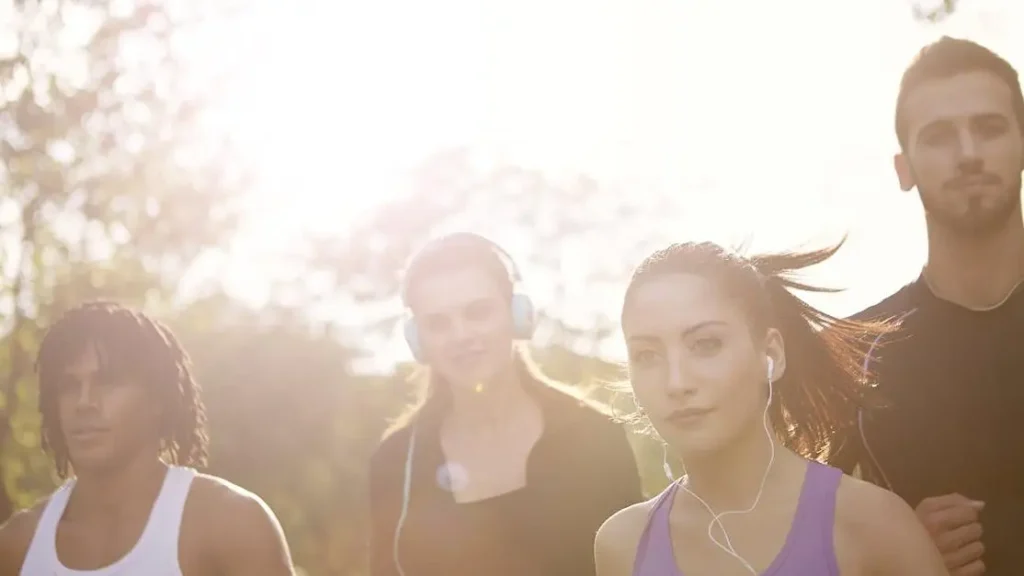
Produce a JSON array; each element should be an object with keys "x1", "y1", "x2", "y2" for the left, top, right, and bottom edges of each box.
[{"x1": 36, "y1": 301, "x2": 209, "y2": 478}]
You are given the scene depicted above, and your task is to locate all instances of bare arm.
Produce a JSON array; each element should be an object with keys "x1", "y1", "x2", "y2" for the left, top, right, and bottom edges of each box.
[
  {"x1": 208, "y1": 489, "x2": 296, "y2": 576},
  {"x1": 837, "y1": 478, "x2": 949, "y2": 576},
  {"x1": 594, "y1": 503, "x2": 649, "y2": 576},
  {"x1": 0, "y1": 507, "x2": 41, "y2": 576}
]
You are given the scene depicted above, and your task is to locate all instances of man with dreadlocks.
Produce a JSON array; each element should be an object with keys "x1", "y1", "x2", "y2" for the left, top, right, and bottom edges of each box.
[{"x1": 0, "y1": 301, "x2": 296, "y2": 576}]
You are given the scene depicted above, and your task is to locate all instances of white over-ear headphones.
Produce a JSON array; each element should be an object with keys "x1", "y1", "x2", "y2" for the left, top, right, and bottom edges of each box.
[{"x1": 400, "y1": 233, "x2": 537, "y2": 362}]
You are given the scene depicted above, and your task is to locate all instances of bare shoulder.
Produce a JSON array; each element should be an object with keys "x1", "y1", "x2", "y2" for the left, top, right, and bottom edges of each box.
[
  {"x1": 184, "y1": 472, "x2": 294, "y2": 575},
  {"x1": 594, "y1": 497, "x2": 657, "y2": 576},
  {"x1": 834, "y1": 475, "x2": 948, "y2": 575},
  {"x1": 0, "y1": 499, "x2": 48, "y2": 576}
]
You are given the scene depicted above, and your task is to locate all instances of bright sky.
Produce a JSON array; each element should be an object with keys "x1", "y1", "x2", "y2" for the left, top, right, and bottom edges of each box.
[{"x1": 191, "y1": 0, "x2": 1022, "y2": 362}]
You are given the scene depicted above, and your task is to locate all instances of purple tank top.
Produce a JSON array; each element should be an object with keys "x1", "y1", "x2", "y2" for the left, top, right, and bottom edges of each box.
[{"x1": 632, "y1": 461, "x2": 842, "y2": 576}]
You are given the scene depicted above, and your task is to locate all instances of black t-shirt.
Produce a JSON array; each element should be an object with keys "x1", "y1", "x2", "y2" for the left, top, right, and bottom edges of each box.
[
  {"x1": 368, "y1": 383, "x2": 643, "y2": 576},
  {"x1": 849, "y1": 278, "x2": 1024, "y2": 575}
]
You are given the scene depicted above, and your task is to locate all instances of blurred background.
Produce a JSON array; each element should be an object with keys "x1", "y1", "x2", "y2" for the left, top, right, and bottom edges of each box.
[{"x1": 0, "y1": 0, "x2": 1019, "y2": 573}]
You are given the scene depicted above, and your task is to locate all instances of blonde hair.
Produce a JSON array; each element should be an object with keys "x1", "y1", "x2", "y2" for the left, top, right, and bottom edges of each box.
[{"x1": 382, "y1": 344, "x2": 610, "y2": 439}]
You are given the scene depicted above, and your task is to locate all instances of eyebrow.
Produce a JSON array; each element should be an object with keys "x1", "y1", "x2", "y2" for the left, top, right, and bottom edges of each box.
[
  {"x1": 916, "y1": 112, "x2": 1009, "y2": 140},
  {"x1": 419, "y1": 296, "x2": 495, "y2": 317},
  {"x1": 627, "y1": 320, "x2": 726, "y2": 344}
]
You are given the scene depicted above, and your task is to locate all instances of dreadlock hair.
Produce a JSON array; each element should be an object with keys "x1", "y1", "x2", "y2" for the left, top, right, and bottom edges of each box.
[
  {"x1": 621, "y1": 240, "x2": 895, "y2": 463},
  {"x1": 36, "y1": 301, "x2": 209, "y2": 478}
]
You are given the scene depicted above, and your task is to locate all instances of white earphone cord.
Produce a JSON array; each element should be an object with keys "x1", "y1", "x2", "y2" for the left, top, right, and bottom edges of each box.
[
  {"x1": 664, "y1": 359, "x2": 776, "y2": 576},
  {"x1": 393, "y1": 426, "x2": 418, "y2": 576}
]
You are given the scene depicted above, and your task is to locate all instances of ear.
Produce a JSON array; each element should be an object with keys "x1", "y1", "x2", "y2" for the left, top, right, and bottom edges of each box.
[
  {"x1": 763, "y1": 327, "x2": 786, "y2": 382},
  {"x1": 893, "y1": 152, "x2": 915, "y2": 192}
]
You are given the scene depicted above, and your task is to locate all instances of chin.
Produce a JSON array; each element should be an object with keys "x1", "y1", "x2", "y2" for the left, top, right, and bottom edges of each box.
[
  {"x1": 448, "y1": 370, "x2": 505, "y2": 392},
  {"x1": 67, "y1": 452, "x2": 121, "y2": 475},
  {"x1": 658, "y1": 424, "x2": 728, "y2": 457}
]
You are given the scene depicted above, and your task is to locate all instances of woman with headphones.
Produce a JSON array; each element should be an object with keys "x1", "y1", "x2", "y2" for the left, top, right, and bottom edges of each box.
[
  {"x1": 594, "y1": 241, "x2": 949, "y2": 576},
  {"x1": 369, "y1": 233, "x2": 643, "y2": 576}
]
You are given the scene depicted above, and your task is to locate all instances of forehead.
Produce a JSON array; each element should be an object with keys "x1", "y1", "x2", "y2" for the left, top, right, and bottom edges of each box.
[
  {"x1": 408, "y1": 267, "x2": 507, "y2": 315},
  {"x1": 623, "y1": 273, "x2": 746, "y2": 337},
  {"x1": 903, "y1": 70, "x2": 1018, "y2": 131},
  {"x1": 62, "y1": 342, "x2": 101, "y2": 375}
]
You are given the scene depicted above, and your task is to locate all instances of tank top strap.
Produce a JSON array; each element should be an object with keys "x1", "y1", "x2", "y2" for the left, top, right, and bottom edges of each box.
[
  {"x1": 632, "y1": 481, "x2": 682, "y2": 576},
  {"x1": 784, "y1": 461, "x2": 842, "y2": 569},
  {"x1": 136, "y1": 466, "x2": 197, "y2": 558},
  {"x1": 19, "y1": 480, "x2": 77, "y2": 574}
]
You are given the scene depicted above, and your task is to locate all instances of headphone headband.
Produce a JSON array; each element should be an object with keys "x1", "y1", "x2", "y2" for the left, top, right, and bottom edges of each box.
[{"x1": 401, "y1": 233, "x2": 522, "y2": 305}]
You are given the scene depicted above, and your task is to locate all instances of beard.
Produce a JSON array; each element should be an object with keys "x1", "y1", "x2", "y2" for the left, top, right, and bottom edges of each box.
[{"x1": 919, "y1": 171, "x2": 1022, "y2": 238}]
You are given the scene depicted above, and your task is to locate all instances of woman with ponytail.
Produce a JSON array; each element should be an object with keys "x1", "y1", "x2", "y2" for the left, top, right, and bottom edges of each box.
[
  {"x1": 595, "y1": 241, "x2": 948, "y2": 576},
  {"x1": 369, "y1": 233, "x2": 642, "y2": 576}
]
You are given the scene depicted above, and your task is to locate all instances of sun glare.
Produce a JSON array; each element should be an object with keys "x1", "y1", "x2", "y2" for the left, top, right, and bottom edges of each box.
[{"x1": 184, "y1": 0, "x2": 1022, "y2": 343}]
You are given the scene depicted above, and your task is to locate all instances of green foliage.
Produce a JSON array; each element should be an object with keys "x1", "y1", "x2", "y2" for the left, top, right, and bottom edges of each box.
[
  {"x1": 0, "y1": 0, "x2": 245, "y2": 526},
  {"x1": 0, "y1": 2, "x2": 957, "y2": 574}
]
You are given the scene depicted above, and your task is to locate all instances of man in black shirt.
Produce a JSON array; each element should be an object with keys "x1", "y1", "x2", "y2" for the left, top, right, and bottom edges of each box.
[{"x1": 838, "y1": 37, "x2": 1024, "y2": 576}]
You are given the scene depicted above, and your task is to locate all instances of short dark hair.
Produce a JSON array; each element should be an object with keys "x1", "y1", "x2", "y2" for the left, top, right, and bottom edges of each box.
[
  {"x1": 36, "y1": 301, "x2": 209, "y2": 477},
  {"x1": 622, "y1": 240, "x2": 894, "y2": 462},
  {"x1": 895, "y1": 36, "x2": 1024, "y2": 150}
]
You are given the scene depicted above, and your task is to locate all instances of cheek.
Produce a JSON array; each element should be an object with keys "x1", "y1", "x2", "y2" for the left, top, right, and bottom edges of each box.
[
  {"x1": 106, "y1": 387, "x2": 160, "y2": 429},
  {"x1": 991, "y1": 137, "x2": 1024, "y2": 175},
  {"x1": 629, "y1": 378, "x2": 661, "y2": 412},
  {"x1": 908, "y1": 153, "x2": 952, "y2": 190}
]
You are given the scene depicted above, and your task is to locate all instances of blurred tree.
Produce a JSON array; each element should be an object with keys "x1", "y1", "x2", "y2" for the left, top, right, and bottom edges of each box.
[
  {"x1": 302, "y1": 148, "x2": 680, "y2": 358},
  {"x1": 0, "y1": 0, "x2": 248, "y2": 519},
  {"x1": 175, "y1": 298, "x2": 410, "y2": 575},
  {"x1": 913, "y1": 0, "x2": 961, "y2": 22}
]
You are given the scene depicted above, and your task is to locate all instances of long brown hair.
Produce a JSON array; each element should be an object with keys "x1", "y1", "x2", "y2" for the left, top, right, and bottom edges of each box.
[{"x1": 621, "y1": 240, "x2": 894, "y2": 462}]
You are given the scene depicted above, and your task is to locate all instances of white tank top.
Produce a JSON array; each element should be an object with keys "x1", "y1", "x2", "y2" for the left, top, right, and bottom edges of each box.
[{"x1": 19, "y1": 466, "x2": 196, "y2": 576}]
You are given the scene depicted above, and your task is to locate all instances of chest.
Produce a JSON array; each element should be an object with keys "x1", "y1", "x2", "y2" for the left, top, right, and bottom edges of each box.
[
  {"x1": 55, "y1": 515, "x2": 151, "y2": 571},
  {"x1": 875, "y1": 310, "x2": 1024, "y2": 424},
  {"x1": 439, "y1": 415, "x2": 544, "y2": 503},
  {"x1": 668, "y1": 495, "x2": 804, "y2": 576},
  {"x1": 48, "y1": 501, "x2": 215, "y2": 576}
]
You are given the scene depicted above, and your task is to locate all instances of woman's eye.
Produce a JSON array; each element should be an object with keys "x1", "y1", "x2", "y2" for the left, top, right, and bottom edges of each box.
[
  {"x1": 630, "y1": 349, "x2": 659, "y2": 364},
  {"x1": 691, "y1": 337, "x2": 722, "y2": 355}
]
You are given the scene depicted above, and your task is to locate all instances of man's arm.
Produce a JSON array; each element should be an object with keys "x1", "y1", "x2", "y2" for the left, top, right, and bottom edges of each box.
[
  {"x1": 196, "y1": 479, "x2": 295, "y2": 576},
  {"x1": 0, "y1": 507, "x2": 41, "y2": 576}
]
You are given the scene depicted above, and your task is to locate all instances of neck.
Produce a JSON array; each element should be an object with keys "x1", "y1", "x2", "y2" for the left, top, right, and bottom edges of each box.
[
  {"x1": 678, "y1": 419, "x2": 795, "y2": 511},
  {"x1": 446, "y1": 365, "x2": 534, "y2": 431},
  {"x1": 925, "y1": 209, "x2": 1024, "y2": 309},
  {"x1": 67, "y1": 454, "x2": 168, "y2": 519}
]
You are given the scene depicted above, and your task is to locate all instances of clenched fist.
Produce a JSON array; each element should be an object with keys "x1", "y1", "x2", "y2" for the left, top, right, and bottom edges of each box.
[{"x1": 915, "y1": 494, "x2": 985, "y2": 576}]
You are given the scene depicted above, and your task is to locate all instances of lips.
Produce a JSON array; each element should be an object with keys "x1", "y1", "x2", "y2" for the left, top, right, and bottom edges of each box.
[
  {"x1": 666, "y1": 407, "x2": 715, "y2": 426},
  {"x1": 67, "y1": 426, "x2": 110, "y2": 440},
  {"x1": 949, "y1": 175, "x2": 1000, "y2": 189},
  {"x1": 451, "y1": 350, "x2": 487, "y2": 365}
]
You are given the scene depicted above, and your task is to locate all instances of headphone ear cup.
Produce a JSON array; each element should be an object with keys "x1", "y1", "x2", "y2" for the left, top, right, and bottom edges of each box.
[
  {"x1": 510, "y1": 293, "x2": 536, "y2": 340},
  {"x1": 404, "y1": 319, "x2": 423, "y2": 362}
]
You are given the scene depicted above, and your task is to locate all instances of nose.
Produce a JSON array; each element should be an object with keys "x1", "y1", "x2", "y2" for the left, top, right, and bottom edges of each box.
[
  {"x1": 665, "y1": 351, "x2": 696, "y2": 397},
  {"x1": 75, "y1": 380, "x2": 99, "y2": 410},
  {"x1": 956, "y1": 125, "x2": 984, "y2": 172},
  {"x1": 449, "y1": 316, "x2": 476, "y2": 344}
]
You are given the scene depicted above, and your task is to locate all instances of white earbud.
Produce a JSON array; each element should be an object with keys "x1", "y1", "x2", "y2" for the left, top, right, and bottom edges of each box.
[{"x1": 676, "y1": 353, "x2": 779, "y2": 576}]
